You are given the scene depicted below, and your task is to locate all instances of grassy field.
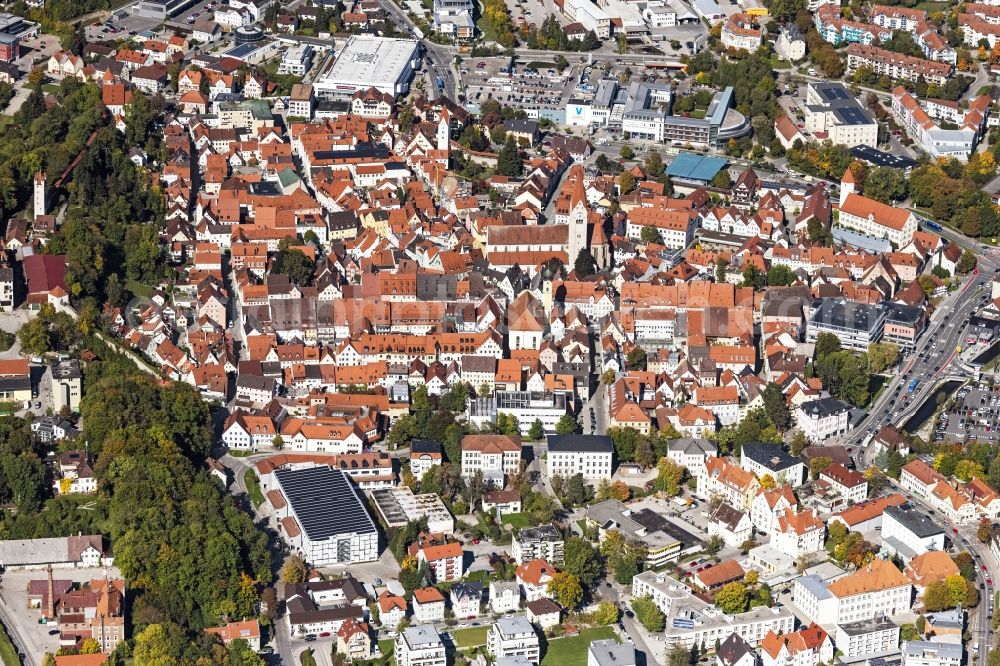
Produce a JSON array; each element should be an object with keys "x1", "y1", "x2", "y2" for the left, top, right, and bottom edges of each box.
[
  {"x1": 0, "y1": 619, "x2": 20, "y2": 666},
  {"x1": 770, "y1": 54, "x2": 791, "y2": 69},
  {"x1": 541, "y1": 628, "x2": 618, "y2": 665},
  {"x1": 451, "y1": 625, "x2": 489, "y2": 648},
  {"x1": 244, "y1": 470, "x2": 264, "y2": 509},
  {"x1": 378, "y1": 639, "x2": 394, "y2": 659},
  {"x1": 914, "y1": 0, "x2": 948, "y2": 10},
  {"x1": 126, "y1": 278, "x2": 153, "y2": 298},
  {"x1": 500, "y1": 512, "x2": 533, "y2": 529}
]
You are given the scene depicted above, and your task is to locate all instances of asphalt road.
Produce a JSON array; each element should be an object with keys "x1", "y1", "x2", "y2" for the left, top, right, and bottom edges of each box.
[{"x1": 848, "y1": 257, "x2": 999, "y2": 462}]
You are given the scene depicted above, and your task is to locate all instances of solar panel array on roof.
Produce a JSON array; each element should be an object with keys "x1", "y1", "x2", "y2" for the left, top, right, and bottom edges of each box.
[
  {"x1": 274, "y1": 466, "x2": 377, "y2": 541},
  {"x1": 225, "y1": 43, "x2": 261, "y2": 59}
]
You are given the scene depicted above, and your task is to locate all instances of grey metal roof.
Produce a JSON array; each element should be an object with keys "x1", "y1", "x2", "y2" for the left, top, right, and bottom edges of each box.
[{"x1": 273, "y1": 466, "x2": 377, "y2": 541}]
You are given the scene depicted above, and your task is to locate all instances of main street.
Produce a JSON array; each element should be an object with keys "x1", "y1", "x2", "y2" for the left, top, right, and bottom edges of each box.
[{"x1": 847, "y1": 256, "x2": 999, "y2": 461}]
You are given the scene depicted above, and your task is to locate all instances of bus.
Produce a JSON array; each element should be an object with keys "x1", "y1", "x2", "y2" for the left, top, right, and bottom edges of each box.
[
  {"x1": 924, "y1": 220, "x2": 942, "y2": 232},
  {"x1": 907, "y1": 379, "x2": 919, "y2": 394}
]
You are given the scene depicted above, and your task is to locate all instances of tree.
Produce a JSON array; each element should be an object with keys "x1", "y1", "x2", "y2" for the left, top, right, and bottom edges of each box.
[
  {"x1": 563, "y1": 473, "x2": 589, "y2": 506},
  {"x1": 563, "y1": 536, "x2": 603, "y2": 587},
  {"x1": 767, "y1": 264, "x2": 796, "y2": 287},
  {"x1": 809, "y1": 456, "x2": 833, "y2": 480},
  {"x1": 632, "y1": 595, "x2": 666, "y2": 632},
  {"x1": 761, "y1": 382, "x2": 792, "y2": 431},
  {"x1": 547, "y1": 572, "x2": 583, "y2": 608},
  {"x1": 593, "y1": 600, "x2": 619, "y2": 625},
  {"x1": 716, "y1": 257, "x2": 729, "y2": 283},
  {"x1": 814, "y1": 332, "x2": 842, "y2": 360},
  {"x1": 281, "y1": 554, "x2": 307, "y2": 584},
  {"x1": 626, "y1": 347, "x2": 647, "y2": 370},
  {"x1": 273, "y1": 246, "x2": 315, "y2": 286},
  {"x1": 714, "y1": 582, "x2": 749, "y2": 614},
  {"x1": 978, "y1": 517, "x2": 995, "y2": 543},
  {"x1": 711, "y1": 170, "x2": 733, "y2": 189},
  {"x1": 620, "y1": 145, "x2": 634, "y2": 160},
  {"x1": 555, "y1": 413, "x2": 581, "y2": 435},
  {"x1": 863, "y1": 166, "x2": 908, "y2": 203},
  {"x1": 741, "y1": 264, "x2": 766, "y2": 290},
  {"x1": 867, "y1": 342, "x2": 900, "y2": 374},
  {"x1": 528, "y1": 419, "x2": 545, "y2": 441},
  {"x1": 574, "y1": 247, "x2": 597, "y2": 277},
  {"x1": 618, "y1": 171, "x2": 636, "y2": 194},
  {"x1": 656, "y1": 457, "x2": 685, "y2": 496},
  {"x1": 922, "y1": 580, "x2": 953, "y2": 612},
  {"x1": 79, "y1": 638, "x2": 100, "y2": 654},
  {"x1": 954, "y1": 459, "x2": 984, "y2": 482},
  {"x1": 957, "y1": 249, "x2": 978, "y2": 274},
  {"x1": 496, "y1": 136, "x2": 523, "y2": 177},
  {"x1": 639, "y1": 226, "x2": 661, "y2": 245},
  {"x1": 790, "y1": 430, "x2": 808, "y2": 456}
]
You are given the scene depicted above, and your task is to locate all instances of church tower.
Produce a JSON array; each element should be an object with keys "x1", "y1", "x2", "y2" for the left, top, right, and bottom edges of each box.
[
  {"x1": 436, "y1": 108, "x2": 451, "y2": 152},
  {"x1": 565, "y1": 166, "x2": 589, "y2": 265},
  {"x1": 33, "y1": 171, "x2": 46, "y2": 218},
  {"x1": 839, "y1": 167, "x2": 855, "y2": 207}
]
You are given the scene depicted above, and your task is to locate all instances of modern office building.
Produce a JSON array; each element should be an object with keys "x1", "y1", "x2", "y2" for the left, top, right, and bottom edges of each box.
[{"x1": 806, "y1": 298, "x2": 887, "y2": 351}]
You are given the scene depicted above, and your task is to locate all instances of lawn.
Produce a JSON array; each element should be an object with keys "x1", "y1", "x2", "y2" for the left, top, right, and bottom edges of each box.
[
  {"x1": 126, "y1": 277, "x2": 153, "y2": 298},
  {"x1": 914, "y1": 0, "x2": 947, "y2": 10},
  {"x1": 378, "y1": 639, "x2": 394, "y2": 659},
  {"x1": 0, "y1": 619, "x2": 19, "y2": 666},
  {"x1": 691, "y1": 109, "x2": 707, "y2": 119},
  {"x1": 500, "y1": 512, "x2": 533, "y2": 529},
  {"x1": 451, "y1": 625, "x2": 489, "y2": 648},
  {"x1": 541, "y1": 628, "x2": 619, "y2": 665},
  {"x1": 41, "y1": 83, "x2": 60, "y2": 94},
  {"x1": 244, "y1": 469, "x2": 264, "y2": 509},
  {"x1": 769, "y1": 54, "x2": 791, "y2": 69}
]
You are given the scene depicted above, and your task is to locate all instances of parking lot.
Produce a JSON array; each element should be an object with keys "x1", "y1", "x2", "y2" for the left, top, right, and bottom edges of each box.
[
  {"x1": 461, "y1": 57, "x2": 577, "y2": 115},
  {"x1": 936, "y1": 383, "x2": 1000, "y2": 442}
]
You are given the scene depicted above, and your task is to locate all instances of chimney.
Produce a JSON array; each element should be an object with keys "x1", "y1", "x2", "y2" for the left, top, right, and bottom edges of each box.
[{"x1": 46, "y1": 564, "x2": 55, "y2": 620}]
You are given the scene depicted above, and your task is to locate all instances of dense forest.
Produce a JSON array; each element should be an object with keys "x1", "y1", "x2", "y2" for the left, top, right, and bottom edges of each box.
[{"x1": 0, "y1": 78, "x2": 272, "y2": 659}]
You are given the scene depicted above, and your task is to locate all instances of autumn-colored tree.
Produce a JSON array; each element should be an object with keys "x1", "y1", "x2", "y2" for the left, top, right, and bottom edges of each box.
[
  {"x1": 714, "y1": 582, "x2": 749, "y2": 614},
  {"x1": 79, "y1": 638, "x2": 100, "y2": 654},
  {"x1": 280, "y1": 554, "x2": 307, "y2": 584},
  {"x1": 978, "y1": 517, "x2": 995, "y2": 544},
  {"x1": 593, "y1": 600, "x2": 619, "y2": 625},
  {"x1": 955, "y1": 459, "x2": 984, "y2": 482},
  {"x1": 547, "y1": 572, "x2": 583, "y2": 609},
  {"x1": 758, "y1": 474, "x2": 776, "y2": 490},
  {"x1": 656, "y1": 457, "x2": 685, "y2": 496}
]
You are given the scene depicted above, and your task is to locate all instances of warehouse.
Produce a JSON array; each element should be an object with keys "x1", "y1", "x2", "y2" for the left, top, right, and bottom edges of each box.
[
  {"x1": 313, "y1": 35, "x2": 420, "y2": 100},
  {"x1": 272, "y1": 466, "x2": 380, "y2": 566}
]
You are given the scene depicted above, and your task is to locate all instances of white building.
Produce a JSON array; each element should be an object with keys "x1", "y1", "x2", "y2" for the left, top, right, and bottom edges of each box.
[
  {"x1": 666, "y1": 438, "x2": 718, "y2": 481},
  {"x1": 707, "y1": 502, "x2": 752, "y2": 547},
  {"x1": 775, "y1": 25, "x2": 807, "y2": 60},
  {"x1": 771, "y1": 508, "x2": 825, "y2": 559},
  {"x1": 793, "y1": 559, "x2": 911, "y2": 626},
  {"x1": 721, "y1": 13, "x2": 763, "y2": 51},
  {"x1": 412, "y1": 587, "x2": 446, "y2": 624},
  {"x1": 395, "y1": 626, "x2": 446, "y2": 666},
  {"x1": 271, "y1": 466, "x2": 379, "y2": 566},
  {"x1": 490, "y1": 580, "x2": 521, "y2": 614},
  {"x1": 819, "y1": 464, "x2": 868, "y2": 504},
  {"x1": 461, "y1": 434, "x2": 523, "y2": 486},
  {"x1": 881, "y1": 505, "x2": 945, "y2": 561},
  {"x1": 902, "y1": 641, "x2": 963, "y2": 666},
  {"x1": 760, "y1": 624, "x2": 833, "y2": 666},
  {"x1": 796, "y1": 397, "x2": 851, "y2": 442},
  {"x1": 562, "y1": 0, "x2": 611, "y2": 38},
  {"x1": 313, "y1": 35, "x2": 420, "y2": 100},
  {"x1": 546, "y1": 434, "x2": 614, "y2": 482},
  {"x1": 835, "y1": 618, "x2": 900, "y2": 661},
  {"x1": 740, "y1": 443, "x2": 806, "y2": 487},
  {"x1": 487, "y1": 616, "x2": 540, "y2": 664},
  {"x1": 632, "y1": 571, "x2": 795, "y2": 649},
  {"x1": 512, "y1": 525, "x2": 564, "y2": 565},
  {"x1": 891, "y1": 87, "x2": 990, "y2": 162},
  {"x1": 278, "y1": 44, "x2": 314, "y2": 76},
  {"x1": 803, "y1": 82, "x2": 879, "y2": 148}
]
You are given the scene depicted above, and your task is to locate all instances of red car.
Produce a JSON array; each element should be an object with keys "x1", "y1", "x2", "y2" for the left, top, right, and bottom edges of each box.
[
  {"x1": 319, "y1": 632, "x2": 331, "y2": 638},
  {"x1": 472, "y1": 538, "x2": 480, "y2": 544}
]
